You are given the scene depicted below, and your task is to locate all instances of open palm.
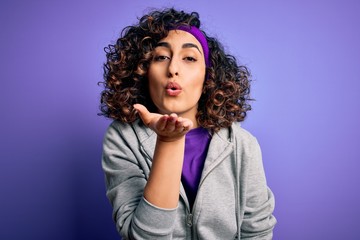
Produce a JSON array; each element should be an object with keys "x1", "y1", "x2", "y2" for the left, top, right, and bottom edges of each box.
[{"x1": 133, "y1": 104, "x2": 193, "y2": 142}]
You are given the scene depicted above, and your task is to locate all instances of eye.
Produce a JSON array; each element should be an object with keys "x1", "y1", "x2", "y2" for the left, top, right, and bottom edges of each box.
[
  {"x1": 184, "y1": 56, "x2": 197, "y2": 62},
  {"x1": 153, "y1": 55, "x2": 170, "y2": 62}
]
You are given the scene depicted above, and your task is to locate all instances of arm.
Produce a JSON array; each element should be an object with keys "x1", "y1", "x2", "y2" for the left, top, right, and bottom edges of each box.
[
  {"x1": 240, "y1": 137, "x2": 277, "y2": 239},
  {"x1": 102, "y1": 104, "x2": 192, "y2": 239},
  {"x1": 134, "y1": 104, "x2": 193, "y2": 209}
]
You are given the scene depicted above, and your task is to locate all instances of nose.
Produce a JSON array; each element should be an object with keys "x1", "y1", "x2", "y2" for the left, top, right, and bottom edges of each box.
[{"x1": 167, "y1": 57, "x2": 179, "y2": 78}]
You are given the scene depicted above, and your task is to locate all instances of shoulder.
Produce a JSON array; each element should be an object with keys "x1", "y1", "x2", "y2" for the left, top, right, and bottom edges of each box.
[
  {"x1": 103, "y1": 120, "x2": 154, "y2": 143},
  {"x1": 230, "y1": 122, "x2": 258, "y2": 146},
  {"x1": 214, "y1": 123, "x2": 259, "y2": 148},
  {"x1": 103, "y1": 120, "x2": 133, "y2": 141},
  {"x1": 105, "y1": 120, "x2": 127, "y2": 133},
  {"x1": 229, "y1": 122, "x2": 262, "y2": 163}
]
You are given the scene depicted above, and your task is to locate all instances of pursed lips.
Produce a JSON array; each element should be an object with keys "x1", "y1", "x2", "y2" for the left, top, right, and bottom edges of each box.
[{"x1": 165, "y1": 82, "x2": 182, "y2": 96}]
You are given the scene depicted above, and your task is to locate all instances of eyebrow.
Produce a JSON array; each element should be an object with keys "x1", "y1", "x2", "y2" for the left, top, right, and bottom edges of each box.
[{"x1": 156, "y1": 42, "x2": 202, "y2": 54}]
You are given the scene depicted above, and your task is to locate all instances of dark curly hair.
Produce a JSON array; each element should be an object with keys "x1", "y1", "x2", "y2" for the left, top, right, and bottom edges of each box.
[{"x1": 99, "y1": 8, "x2": 252, "y2": 132}]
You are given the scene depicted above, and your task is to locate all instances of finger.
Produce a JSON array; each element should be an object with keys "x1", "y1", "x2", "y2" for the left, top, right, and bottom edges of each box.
[
  {"x1": 156, "y1": 115, "x2": 169, "y2": 131},
  {"x1": 133, "y1": 104, "x2": 151, "y2": 125},
  {"x1": 182, "y1": 119, "x2": 194, "y2": 132},
  {"x1": 175, "y1": 117, "x2": 185, "y2": 132},
  {"x1": 164, "y1": 114, "x2": 178, "y2": 131}
]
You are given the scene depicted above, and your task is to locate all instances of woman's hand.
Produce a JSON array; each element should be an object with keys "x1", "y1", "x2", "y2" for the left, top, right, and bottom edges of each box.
[{"x1": 133, "y1": 104, "x2": 193, "y2": 142}]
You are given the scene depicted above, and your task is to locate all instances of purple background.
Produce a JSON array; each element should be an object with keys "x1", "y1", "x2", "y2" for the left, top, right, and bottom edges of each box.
[{"x1": 1, "y1": 0, "x2": 359, "y2": 239}]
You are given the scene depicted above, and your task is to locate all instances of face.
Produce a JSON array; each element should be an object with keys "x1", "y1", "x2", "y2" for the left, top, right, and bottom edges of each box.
[{"x1": 148, "y1": 30, "x2": 206, "y2": 126}]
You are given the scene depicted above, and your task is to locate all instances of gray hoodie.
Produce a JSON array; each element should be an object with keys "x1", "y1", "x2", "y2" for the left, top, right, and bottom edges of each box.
[{"x1": 102, "y1": 120, "x2": 276, "y2": 239}]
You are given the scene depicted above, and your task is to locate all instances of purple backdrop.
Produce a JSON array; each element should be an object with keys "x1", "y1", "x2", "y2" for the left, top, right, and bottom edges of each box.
[{"x1": 1, "y1": 0, "x2": 359, "y2": 239}]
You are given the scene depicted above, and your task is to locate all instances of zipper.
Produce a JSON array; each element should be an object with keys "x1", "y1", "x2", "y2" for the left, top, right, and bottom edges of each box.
[
  {"x1": 186, "y1": 213, "x2": 193, "y2": 227},
  {"x1": 180, "y1": 186, "x2": 195, "y2": 238}
]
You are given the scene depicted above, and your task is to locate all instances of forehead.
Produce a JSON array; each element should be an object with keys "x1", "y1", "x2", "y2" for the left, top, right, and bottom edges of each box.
[{"x1": 158, "y1": 30, "x2": 203, "y2": 51}]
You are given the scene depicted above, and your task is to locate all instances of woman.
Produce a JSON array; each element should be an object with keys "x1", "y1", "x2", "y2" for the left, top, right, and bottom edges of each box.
[{"x1": 99, "y1": 8, "x2": 276, "y2": 239}]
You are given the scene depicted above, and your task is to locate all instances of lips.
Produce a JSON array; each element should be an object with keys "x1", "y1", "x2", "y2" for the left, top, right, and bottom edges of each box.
[{"x1": 165, "y1": 82, "x2": 182, "y2": 96}]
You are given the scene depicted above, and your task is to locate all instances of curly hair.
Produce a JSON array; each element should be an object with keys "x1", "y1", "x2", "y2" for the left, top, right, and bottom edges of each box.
[{"x1": 99, "y1": 8, "x2": 252, "y2": 132}]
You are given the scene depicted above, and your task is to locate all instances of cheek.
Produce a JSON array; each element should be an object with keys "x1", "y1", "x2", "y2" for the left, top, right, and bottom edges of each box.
[
  {"x1": 148, "y1": 79, "x2": 158, "y2": 99},
  {"x1": 147, "y1": 73, "x2": 162, "y2": 103},
  {"x1": 191, "y1": 69, "x2": 206, "y2": 88},
  {"x1": 188, "y1": 78, "x2": 205, "y2": 102}
]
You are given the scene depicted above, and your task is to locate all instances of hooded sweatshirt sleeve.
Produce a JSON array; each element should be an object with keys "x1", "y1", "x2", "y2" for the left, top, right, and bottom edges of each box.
[
  {"x1": 102, "y1": 121, "x2": 178, "y2": 239},
  {"x1": 240, "y1": 135, "x2": 277, "y2": 239}
]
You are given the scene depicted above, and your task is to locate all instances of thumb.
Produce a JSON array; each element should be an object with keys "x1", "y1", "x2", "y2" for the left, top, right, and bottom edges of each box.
[{"x1": 133, "y1": 104, "x2": 152, "y2": 125}]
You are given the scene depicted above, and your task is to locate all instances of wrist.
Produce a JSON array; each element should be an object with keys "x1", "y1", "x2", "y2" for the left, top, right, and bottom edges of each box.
[{"x1": 157, "y1": 135, "x2": 186, "y2": 143}]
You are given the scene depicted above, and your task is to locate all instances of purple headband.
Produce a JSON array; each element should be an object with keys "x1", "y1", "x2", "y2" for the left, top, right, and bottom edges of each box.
[{"x1": 170, "y1": 25, "x2": 211, "y2": 67}]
